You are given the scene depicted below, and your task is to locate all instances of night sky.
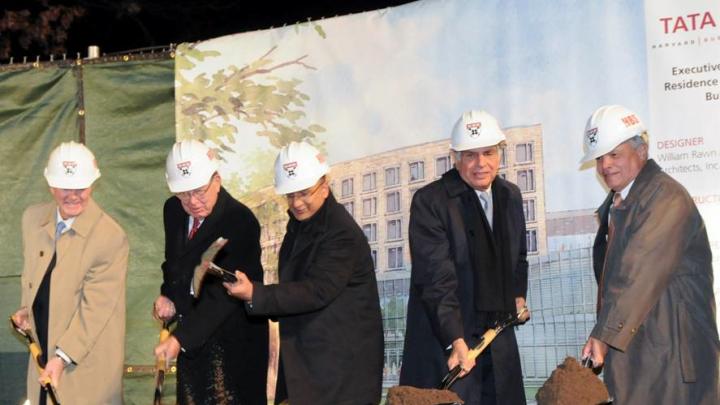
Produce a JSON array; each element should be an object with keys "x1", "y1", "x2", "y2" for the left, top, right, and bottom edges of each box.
[{"x1": 2, "y1": 0, "x2": 415, "y2": 59}]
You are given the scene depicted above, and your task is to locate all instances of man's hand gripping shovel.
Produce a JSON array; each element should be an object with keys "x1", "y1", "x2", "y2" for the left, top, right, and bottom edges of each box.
[
  {"x1": 153, "y1": 318, "x2": 176, "y2": 405},
  {"x1": 191, "y1": 237, "x2": 236, "y2": 298},
  {"x1": 439, "y1": 307, "x2": 529, "y2": 390},
  {"x1": 9, "y1": 315, "x2": 61, "y2": 405}
]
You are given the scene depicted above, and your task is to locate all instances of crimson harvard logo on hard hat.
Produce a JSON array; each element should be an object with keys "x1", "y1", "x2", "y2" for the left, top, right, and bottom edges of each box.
[
  {"x1": 62, "y1": 161, "x2": 77, "y2": 176},
  {"x1": 466, "y1": 122, "x2": 482, "y2": 138},
  {"x1": 585, "y1": 128, "x2": 598, "y2": 146},
  {"x1": 283, "y1": 161, "x2": 298, "y2": 178},
  {"x1": 176, "y1": 161, "x2": 192, "y2": 177}
]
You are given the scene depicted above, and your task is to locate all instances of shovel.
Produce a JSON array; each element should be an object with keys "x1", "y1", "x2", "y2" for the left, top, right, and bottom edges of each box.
[
  {"x1": 191, "y1": 237, "x2": 237, "y2": 298},
  {"x1": 9, "y1": 316, "x2": 61, "y2": 405},
  {"x1": 580, "y1": 356, "x2": 614, "y2": 403},
  {"x1": 439, "y1": 307, "x2": 528, "y2": 390},
  {"x1": 153, "y1": 319, "x2": 175, "y2": 405}
]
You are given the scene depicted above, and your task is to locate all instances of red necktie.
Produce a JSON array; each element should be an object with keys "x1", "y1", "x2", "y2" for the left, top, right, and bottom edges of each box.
[{"x1": 188, "y1": 217, "x2": 201, "y2": 240}]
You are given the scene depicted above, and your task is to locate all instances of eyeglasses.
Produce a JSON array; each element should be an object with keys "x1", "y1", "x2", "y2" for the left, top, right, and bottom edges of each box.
[
  {"x1": 285, "y1": 179, "x2": 325, "y2": 203},
  {"x1": 176, "y1": 177, "x2": 215, "y2": 202}
]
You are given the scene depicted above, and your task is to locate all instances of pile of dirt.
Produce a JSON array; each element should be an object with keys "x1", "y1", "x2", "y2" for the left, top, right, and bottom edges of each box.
[
  {"x1": 536, "y1": 357, "x2": 610, "y2": 405},
  {"x1": 386, "y1": 386, "x2": 464, "y2": 405}
]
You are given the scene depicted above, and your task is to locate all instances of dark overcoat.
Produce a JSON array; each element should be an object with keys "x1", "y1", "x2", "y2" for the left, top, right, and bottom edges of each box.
[
  {"x1": 400, "y1": 168, "x2": 528, "y2": 404},
  {"x1": 592, "y1": 159, "x2": 719, "y2": 404},
  {"x1": 248, "y1": 193, "x2": 384, "y2": 405},
  {"x1": 161, "y1": 187, "x2": 269, "y2": 405}
]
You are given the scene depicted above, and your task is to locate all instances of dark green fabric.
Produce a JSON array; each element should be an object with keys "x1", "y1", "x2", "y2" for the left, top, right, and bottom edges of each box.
[
  {"x1": 0, "y1": 67, "x2": 78, "y2": 279},
  {"x1": 0, "y1": 58, "x2": 176, "y2": 404},
  {"x1": 83, "y1": 59, "x2": 176, "y2": 365}
]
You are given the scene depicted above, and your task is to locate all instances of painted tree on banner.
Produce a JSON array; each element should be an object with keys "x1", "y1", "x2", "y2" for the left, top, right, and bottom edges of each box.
[
  {"x1": 175, "y1": 37, "x2": 328, "y2": 269},
  {"x1": 176, "y1": 36, "x2": 328, "y2": 400},
  {"x1": 175, "y1": 43, "x2": 325, "y2": 164}
]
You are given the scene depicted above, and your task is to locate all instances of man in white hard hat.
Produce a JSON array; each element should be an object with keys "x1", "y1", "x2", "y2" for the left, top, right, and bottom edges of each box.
[
  {"x1": 153, "y1": 139, "x2": 268, "y2": 405},
  {"x1": 223, "y1": 141, "x2": 383, "y2": 405},
  {"x1": 12, "y1": 141, "x2": 128, "y2": 404},
  {"x1": 399, "y1": 110, "x2": 530, "y2": 404},
  {"x1": 580, "y1": 105, "x2": 719, "y2": 404}
]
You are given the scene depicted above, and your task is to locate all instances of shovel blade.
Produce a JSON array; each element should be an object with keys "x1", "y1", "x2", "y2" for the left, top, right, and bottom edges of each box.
[
  {"x1": 153, "y1": 370, "x2": 165, "y2": 405},
  {"x1": 191, "y1": 237, "x2": 229, "y2": 298},
  {"x1": 439, "y1": 365, "x2": 462, "y2": 390}
]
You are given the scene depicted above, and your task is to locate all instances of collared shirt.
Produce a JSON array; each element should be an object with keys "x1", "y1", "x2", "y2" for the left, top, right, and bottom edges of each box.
[
  {"x1": 474, "y1": 185, "x2": 493, "y2": 200},
  {"x1": 609, "y1": 179, "x2": 636, "y2": 224},
  {"x1": 55, "y1": 208, "x2": 76, "y2": 235},
  {"x1": 616, "y1": 179, "x2": 635, "y2": 201}
]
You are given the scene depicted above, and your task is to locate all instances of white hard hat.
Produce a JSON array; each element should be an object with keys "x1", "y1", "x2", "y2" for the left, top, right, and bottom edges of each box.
[
  {"x1": 165, "y1": 140, "x2": 219, "y2": 193},
  {"x1": 450, "y1": 110, "x2": 506, "y2": 151},
  {"x1": 274, "y1": 141, "x2": 329, "y2": 195},
  {"x1": 44, "y1": 141, "x2": 101, "y2": 189},
  {"x1": 580, "y1": 105, "x2": 646, "y2": 163}
]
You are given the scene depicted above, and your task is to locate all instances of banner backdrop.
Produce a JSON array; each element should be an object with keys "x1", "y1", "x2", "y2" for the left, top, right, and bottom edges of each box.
[
  {"x1": 176, "y1": 0, "x2": 719, "y2": 395},
  {"x1": 644, "y1": 0, "x2": 720, "y2": 297}
]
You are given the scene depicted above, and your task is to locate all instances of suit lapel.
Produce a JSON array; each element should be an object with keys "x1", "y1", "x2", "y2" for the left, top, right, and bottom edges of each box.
[
  {"x1": 280, "y1": 195, "x2": 332, "y2": 281},
  {"x1": 492, "y1": 180, "x2": 513, "y2": 280},
  {"x1": 597, "y1": 192, "x2": 613, "y2": 232},
  {"x1": 28, "y1": 199, "x2": 102, "y2": 313},
  {"x1": 592, "y1": 192, "x2": 614, "y2": 283},
  {"x1": 279, "y1": 234, "x2": 314, "y2": 283},
  {"x1": 492, "y1": 181, "x2": 507, "y2": 225},
  {"x1": 29, "y1": 206, "x2": 57, "y2": 306},
  {"x1": 287, "y1": 227, "x2": 316, "y2": 262},
  {"x1": 54, "y1": 198, "x2": 101, "y2": 270},
  {"x1": 594, "y1": 191, "x2": 613, "y2": 248}
]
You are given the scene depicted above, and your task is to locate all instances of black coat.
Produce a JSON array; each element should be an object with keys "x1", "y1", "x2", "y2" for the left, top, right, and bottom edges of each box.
[
  {"x1": 399, "y1": 169, "x2": 527, "y2": 404},
  {"x1": 161, "y1": 187, "x2": 269, "y2": 405},
  {"x1": 248, "y1": 193, "x2": 384, "y2": 405}
]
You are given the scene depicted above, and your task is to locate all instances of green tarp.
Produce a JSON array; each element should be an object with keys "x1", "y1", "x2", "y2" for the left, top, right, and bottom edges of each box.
[{"x1": 0, "y1": 57, "x2": 176, "y2": 404}]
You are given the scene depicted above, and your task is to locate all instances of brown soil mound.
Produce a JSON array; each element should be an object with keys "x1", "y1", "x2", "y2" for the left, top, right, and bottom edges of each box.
[
  {"x1": 536, "y1": 357, "x2": 610, "y2": 405},
  {"x1": 387, "y1": 386, "x2": 464, "y2": 405}
]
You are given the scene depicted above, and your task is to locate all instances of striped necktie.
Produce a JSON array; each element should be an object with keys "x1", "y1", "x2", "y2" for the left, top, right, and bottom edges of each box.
[{"x1": 188, "y1": 217, "x2": 200, "y2": 240}]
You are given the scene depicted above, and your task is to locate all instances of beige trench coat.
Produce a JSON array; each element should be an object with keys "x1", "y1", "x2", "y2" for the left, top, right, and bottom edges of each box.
[{"x1": 20, "y1": 198, "x2": 128, "y2": 405}]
